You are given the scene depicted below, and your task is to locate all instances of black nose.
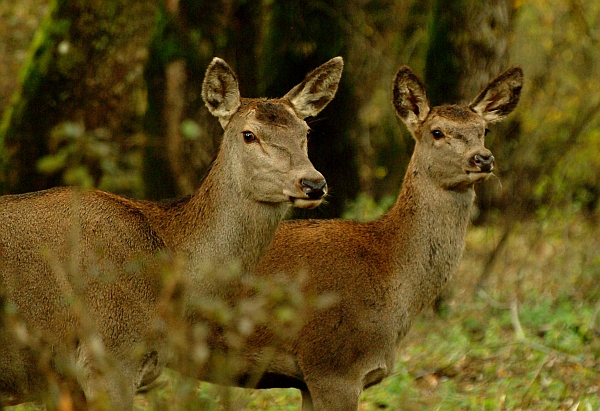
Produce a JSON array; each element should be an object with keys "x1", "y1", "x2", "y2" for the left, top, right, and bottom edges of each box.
[
  {"x1": 300, "y1": 178, "x2": 327, "y2": 199},
  {"x1": 472, "y1": 154, "x2": 495, "y2": 172}
]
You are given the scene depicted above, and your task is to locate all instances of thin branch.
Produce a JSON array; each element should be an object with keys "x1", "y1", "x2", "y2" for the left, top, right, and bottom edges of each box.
[
  {"x1": 520, "y1": 355, "x2": 554, "y2": 408},
  {"x1": 519, "y1": 339, "x2": 584, "y2": 365},
  {"x1": 510, "y1": 298, "x2": 526, "y2": 341},
  {"x1": 480, "y1": 281, "x2": 585, "y2": 365},
  {"x1": 475, "y1": 222, "x2": 513, "y2": 293},
  {"x1": 588, "y1": 296, "x2": 600, "y2": 332},
  {"x1": 476, "y1": 288, "x2": 509, "y2": 310}
]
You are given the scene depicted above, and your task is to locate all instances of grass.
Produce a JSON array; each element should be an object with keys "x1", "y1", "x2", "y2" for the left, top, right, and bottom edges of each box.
[{"x1": 11, "y1": 212, "x2": 600, "y2": 411}]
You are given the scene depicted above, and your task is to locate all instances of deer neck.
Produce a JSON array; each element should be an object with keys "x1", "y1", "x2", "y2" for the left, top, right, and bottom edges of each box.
[
  {"x1": 386, "y1": 159, "x2": 475, "y2": 319},
  {"x1": 159, "y1": 151, "x2": 291, "y2": 281}
]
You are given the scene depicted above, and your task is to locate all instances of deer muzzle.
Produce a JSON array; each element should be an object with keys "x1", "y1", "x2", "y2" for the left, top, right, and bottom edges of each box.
[
  {"x1": 470, "y1": 153, "x2": 495, "y2": 173},
  {"x1": 300, "y1": 178, "x2": 327, "y2": 199},
  {"x1": 288, "y1": 176, "x2": 327, "y2": 209}
]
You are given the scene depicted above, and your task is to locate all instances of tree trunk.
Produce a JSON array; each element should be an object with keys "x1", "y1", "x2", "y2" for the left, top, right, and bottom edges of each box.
[
  {"x1": 143, "y1": 0, "x2": 265, "y2": 200},
  {"x1": 0, "y1": 0, "x2": 159, "y2": 195},
  {"x1": 425, "y1": 0, "x2": 514, "y2": 221}
]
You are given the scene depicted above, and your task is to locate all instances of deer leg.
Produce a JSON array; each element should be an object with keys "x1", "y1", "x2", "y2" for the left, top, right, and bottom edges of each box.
[
  {"x1": 304, "y1": 378, "x2": 361, "y2": 411},
  {"x1": 77, "y1": 357, "x2": 137, "y2": 411},
  {"x1": 301, "y1": 390, "x2": 314, "y2": 411},
  {"x1": 44, "y1": 383, "x2": 87, "y2": 411},
  {"x1": 81, "y1": 372, "x2": 136, "y2": 411}
]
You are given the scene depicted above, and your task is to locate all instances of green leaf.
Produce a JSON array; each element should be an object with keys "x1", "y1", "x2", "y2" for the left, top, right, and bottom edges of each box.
[
  {"x1": 181, "y1": 119, "x2": 202, "y2": 140},
  {"x1": 36, "y1": 150, "x2": 69, "y2": 173}
]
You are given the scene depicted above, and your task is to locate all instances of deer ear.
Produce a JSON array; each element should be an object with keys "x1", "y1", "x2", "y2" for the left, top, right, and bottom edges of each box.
[
  {"x1": 202, "y1": 58, "x2": 242, "y2": 128},
  {"x1": 392, "y1": 66, "x2": 430, "y2": 134},
  {"x1": 469, "y1": 66, "x2": 523, "y2": 123},
  {"x1": 283, "y1": 57, "x2": 344, "y2": 119}
]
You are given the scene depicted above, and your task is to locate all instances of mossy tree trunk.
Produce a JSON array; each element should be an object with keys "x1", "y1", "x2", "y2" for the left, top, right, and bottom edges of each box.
[
  {"x1": 426, "y1": 0, "x2": 513, "y2": 104},
  {"x1": 143, "y1": 0, "x2": 265, "y2": 200},
  {"x1": 0, "y1": 0, "x2": 159, "y2": 195},
  {"x1": 425, "y1": 0, "x2": 514, "y2": 219}
]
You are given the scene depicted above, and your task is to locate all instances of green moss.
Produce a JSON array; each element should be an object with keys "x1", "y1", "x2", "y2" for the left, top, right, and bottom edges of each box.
[{"x1": 0, "y1": 0, "x2": 68, "y2": 190}]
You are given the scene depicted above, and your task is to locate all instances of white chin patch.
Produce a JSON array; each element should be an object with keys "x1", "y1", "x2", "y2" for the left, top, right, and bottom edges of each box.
[
  {"x1": 292, "y1": 197, "x2": 323, "y2": 209},
  {"x1": 468, "y1": 171, "x2": 492, "y2": 183}
]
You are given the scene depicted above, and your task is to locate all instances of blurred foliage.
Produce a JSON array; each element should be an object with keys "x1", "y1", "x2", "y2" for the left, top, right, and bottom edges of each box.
[
  {"x1": 503, "y1": 0, "x2": 600, "y2": 217},
  {"x1": 341, "y1": 192, "x2": 396, "y2": 222},
  {"x1": 37, "y1": 121, "x2": 145, "y2": 195}
]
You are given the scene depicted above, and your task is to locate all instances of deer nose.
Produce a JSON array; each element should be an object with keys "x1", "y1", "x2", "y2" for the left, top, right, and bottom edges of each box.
[
  {"x1": 300, "y1": 178, "x2": 327, "y2": 199},
  {"x1": 471, "y1": 153, "x2": 495, "y2": 172}
]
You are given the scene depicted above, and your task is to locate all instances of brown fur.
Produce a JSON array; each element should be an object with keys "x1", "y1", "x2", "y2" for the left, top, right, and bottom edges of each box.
[
  {"x1": 206, "y1": 65, "x2": 523, "y2": 411},
  {"x1": 0, "y1": 57, "x2": 344, "y2": 410}
]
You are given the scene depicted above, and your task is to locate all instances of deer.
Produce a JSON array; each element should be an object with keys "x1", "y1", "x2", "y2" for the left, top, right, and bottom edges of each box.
[
  {"x1": 0, "y1": 56, "x2": 344, "y2": 411},
  {"x1": 196, "y1": 64, "x2": 523, "y2": 411}
]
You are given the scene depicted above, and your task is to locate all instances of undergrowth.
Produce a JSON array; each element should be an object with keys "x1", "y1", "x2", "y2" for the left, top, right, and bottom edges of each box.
[{"x1": 11, "y1": 210, "x2": 600, "y2": 411}]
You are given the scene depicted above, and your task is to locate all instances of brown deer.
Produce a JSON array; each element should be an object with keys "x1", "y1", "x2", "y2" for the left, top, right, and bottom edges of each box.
[
  {"x1": 0, "y1": 56, "x2": 343, "y2": 410},
  {"x1": 201, "y1": 64, "x2": 523, "y2": 410}
]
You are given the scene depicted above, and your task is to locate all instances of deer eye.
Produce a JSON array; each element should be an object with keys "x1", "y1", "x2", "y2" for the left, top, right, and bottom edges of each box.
[
  {"x1": 431, "y1": 129, "x2": 444, "y2": 140},
  {"x1": 242, "y1": 131, "x2": 257, "y2": 144}
]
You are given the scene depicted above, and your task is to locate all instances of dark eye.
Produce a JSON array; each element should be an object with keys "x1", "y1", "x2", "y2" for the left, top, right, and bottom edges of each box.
[
  {"x1": 484, "y1": 128, "x2": 491, "y2": 136},
  {"x1": 431, "y1": 129, "x2": 444, "y2": 140},
  {"x1": 242, "y1": 131, "x2": 257, "y2": 144}
]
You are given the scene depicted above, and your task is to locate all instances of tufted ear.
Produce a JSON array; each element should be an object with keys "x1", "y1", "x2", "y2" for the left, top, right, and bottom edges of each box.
[
  {"x1": 202, "y1": 57, "x2": 242, "y2": 128},
  {"x1": 469, "y1": 66, "x2": 524, "y2": 124},
  {"x1": 283, "y1": 57, "x2": 344, "y2": 119},
  {"x1": 392, "y1": 66, "x2": 431, "y2": 134}
]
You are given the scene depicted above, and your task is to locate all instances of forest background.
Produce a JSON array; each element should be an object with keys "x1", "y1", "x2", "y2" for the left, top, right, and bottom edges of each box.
[{"x1": 1, "y1": 0, "x2": 600, "y2": 409}]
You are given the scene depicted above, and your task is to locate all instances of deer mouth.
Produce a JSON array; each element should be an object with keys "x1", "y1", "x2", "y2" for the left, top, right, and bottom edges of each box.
[
  {"x1": 465, "y1": 169, "x2": 493, "y2": 182},
  {"x1": 289, "y1": 196, "x2": 323, "y2": 209},
  {"x1": 285, "y1": 184, "x2": 327, "y2": 209}
]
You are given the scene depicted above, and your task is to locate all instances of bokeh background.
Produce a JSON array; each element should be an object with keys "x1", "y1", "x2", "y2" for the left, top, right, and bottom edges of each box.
[{"x1": 1, "y1": 0, "x2": 599, "y2": 409}]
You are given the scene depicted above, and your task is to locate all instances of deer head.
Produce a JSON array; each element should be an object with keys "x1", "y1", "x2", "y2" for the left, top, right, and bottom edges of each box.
[
  {"x1": 202, "y1": 57, "x2": 343, "y2": 208},
  {"x1": 393, "y1": 65, "x2": 523, "y2": 191}
]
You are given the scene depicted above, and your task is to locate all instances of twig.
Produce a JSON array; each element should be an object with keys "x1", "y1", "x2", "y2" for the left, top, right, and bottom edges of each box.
[
  {"x1": 520, "y1": 355, "x2": 554, "y2": 408},
  {"x1": 588, "y1": 296, "x2": 600, "y2": 332},
  {"x1": 476, "y1": 288, "x2": 509, "y2": 310},
  {"x1": 480, "y1": 284, "x2": 585, "y2": 365},
  {"x1": 475, "y1": 222, "x2": 513, "y2": 293},
  {"x1": 519, "y1": 339, "x2": 585, "y2": 365},
  {"x1": 510, "y1": 298, "x2": 526, "y2": 341}
]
